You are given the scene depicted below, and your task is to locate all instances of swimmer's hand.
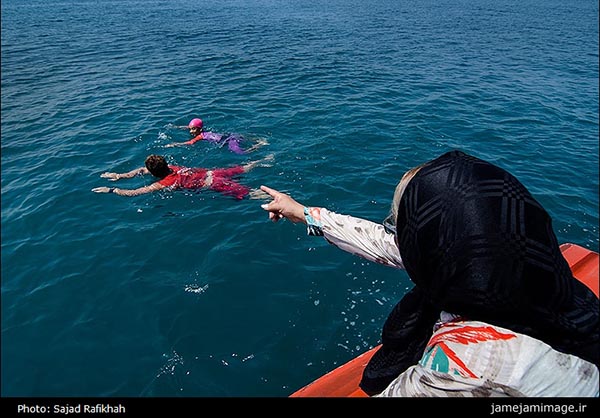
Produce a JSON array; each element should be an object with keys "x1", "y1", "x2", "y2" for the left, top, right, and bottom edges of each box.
[
  {"x1": 164, "y1": 143, "x2": 181, "y2": 148},
  {"x1": 260, "y1": 185, "x2": 306, "y2": 224},
  {"x1": 164, "y1": 123, "x2": 189, "y2": 130},
  {"x1": 92, "y1": 186, "x2": 113, "y2": 193},
  {"x1": 100, "y1": 172, "x2": 121, "y2": 181}
]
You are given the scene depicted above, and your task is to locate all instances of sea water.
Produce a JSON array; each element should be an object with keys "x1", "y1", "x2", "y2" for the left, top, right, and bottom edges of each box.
[{"x1": 1, "y1": 0, "x2": 598, "y2": 397}]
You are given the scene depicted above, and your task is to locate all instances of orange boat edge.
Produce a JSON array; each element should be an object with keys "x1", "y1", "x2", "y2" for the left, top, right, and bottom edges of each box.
[{"x1": 289, "y1": 242, "x2": 599, "y2": 398}]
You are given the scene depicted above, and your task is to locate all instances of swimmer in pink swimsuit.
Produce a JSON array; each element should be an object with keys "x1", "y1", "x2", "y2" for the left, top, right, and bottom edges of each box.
[
  {"x1": 165, "y1": 118, "x2": 268, "y2": 154},
  {"x1": 92, "y1": 154, "x2": 274, "y2": 199}
]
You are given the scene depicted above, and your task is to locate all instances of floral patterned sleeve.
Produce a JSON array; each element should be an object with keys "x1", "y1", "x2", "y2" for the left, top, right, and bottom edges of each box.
[{"x1": 304, "y1": 207, "x2": 404, "y2": 269}]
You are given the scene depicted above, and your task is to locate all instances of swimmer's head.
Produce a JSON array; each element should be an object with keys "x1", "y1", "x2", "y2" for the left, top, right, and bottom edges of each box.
[
  {"x1": 145, "y1": 154, "x2": 171, "y2": 178},
  {"x1": 188, "y1": 118, "x2": 203, "y2": 132}
]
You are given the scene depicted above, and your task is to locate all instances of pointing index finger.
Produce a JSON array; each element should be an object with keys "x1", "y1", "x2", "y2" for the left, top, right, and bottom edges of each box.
[{"x1": 260, "y1": 185, "x2": 279, "y2": 198}]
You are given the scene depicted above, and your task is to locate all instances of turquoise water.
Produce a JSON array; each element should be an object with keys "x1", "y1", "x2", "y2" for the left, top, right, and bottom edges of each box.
[{"x1": 1, "y1": 0, "x2": 598, "y2": 397}]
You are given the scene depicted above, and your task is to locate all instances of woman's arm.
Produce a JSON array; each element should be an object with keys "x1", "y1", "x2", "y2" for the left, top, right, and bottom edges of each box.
[
  {"x1": 259, "y1": 185, "x2": 404, "y2": 269},
  {"x1": 92, "y1": 182, "x2": 165, "y2": 196},
  {"x1": 100, "y1": 167, "x2": 149, "y2": 181},
  {"x1": 317, "y1": 209, "x2": 403, "y2": 268}
]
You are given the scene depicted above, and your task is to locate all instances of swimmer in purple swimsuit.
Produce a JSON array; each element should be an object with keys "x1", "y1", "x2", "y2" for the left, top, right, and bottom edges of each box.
[{"x1": 166, "y1": 118, "x2": 268, "y2": 154}]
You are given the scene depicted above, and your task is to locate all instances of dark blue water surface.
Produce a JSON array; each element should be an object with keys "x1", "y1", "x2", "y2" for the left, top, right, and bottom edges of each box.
[{"x1": 2, "y1": 0, "x2": 598, "y2": 397}]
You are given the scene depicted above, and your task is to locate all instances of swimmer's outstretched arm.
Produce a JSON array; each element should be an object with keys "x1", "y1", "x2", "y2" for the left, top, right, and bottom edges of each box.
[
  {"x1": 165, "y1": 135, "x2": 203, "y2": 148},
  {"x1": 164, "y1": 142, "x2": 183, "y2": 148},
  {"x1": 100, "y1": 167, "x2": 150, "y2": 181},
  {"x1": 92, "y1": 182, "x2": 165, "y2": 196}
]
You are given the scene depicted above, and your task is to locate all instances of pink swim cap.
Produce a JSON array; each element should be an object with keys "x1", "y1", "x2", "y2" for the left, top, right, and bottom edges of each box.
[{"x1": 188, "y1": 118, "x2": 203, "y2": 129}]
